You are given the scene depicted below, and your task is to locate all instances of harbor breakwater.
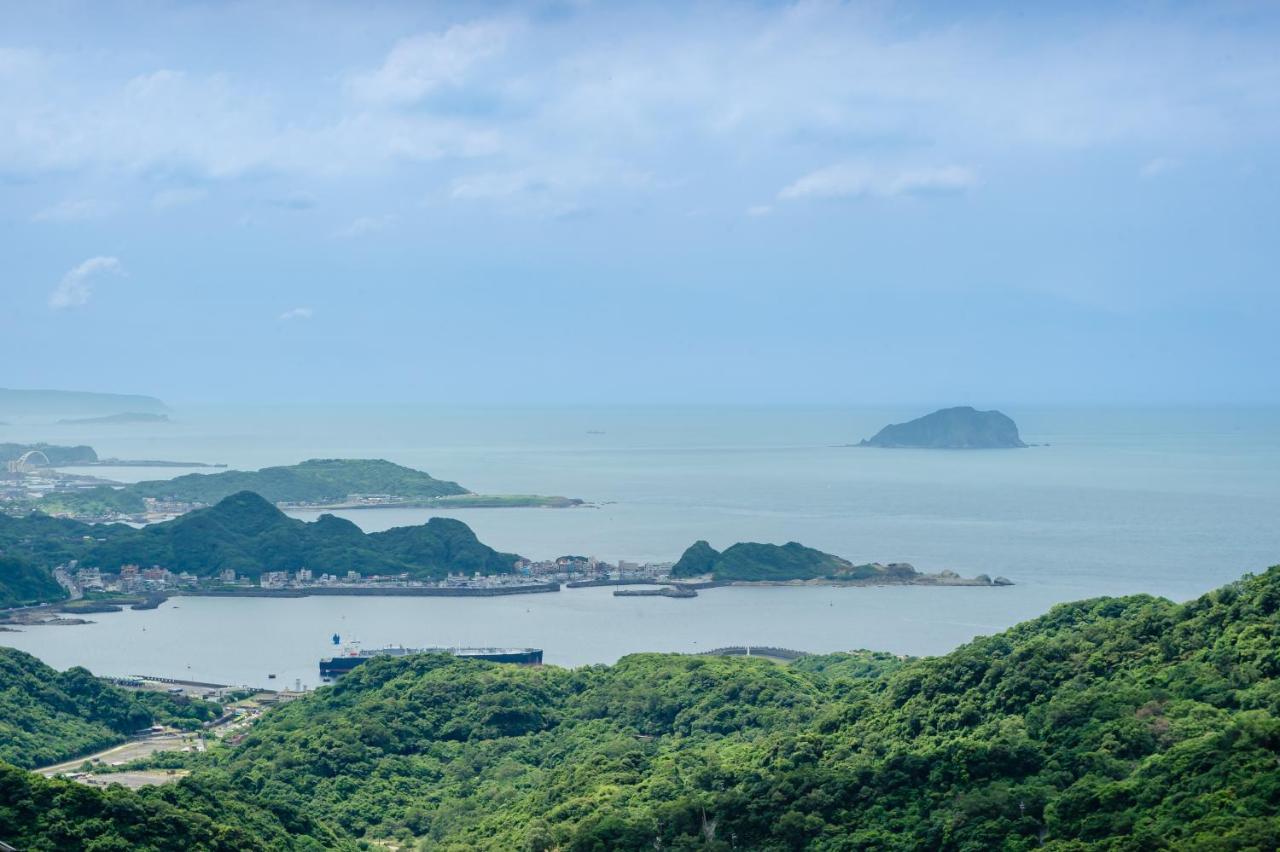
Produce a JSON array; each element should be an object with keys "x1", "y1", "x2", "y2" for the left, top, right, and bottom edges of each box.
[{"x1": 176, "y1": 582, "x2": 562, "y2": 599}]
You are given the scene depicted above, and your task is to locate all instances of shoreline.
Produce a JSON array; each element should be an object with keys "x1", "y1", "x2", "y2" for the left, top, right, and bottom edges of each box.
[{"x1": 280, "y1": 495, "x2": 587, "y2": 511}]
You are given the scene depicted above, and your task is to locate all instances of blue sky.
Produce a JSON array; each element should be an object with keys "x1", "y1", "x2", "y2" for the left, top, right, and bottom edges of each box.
[{"x1": 3, "y1": 0, "x2": 1278, "y2": 404}]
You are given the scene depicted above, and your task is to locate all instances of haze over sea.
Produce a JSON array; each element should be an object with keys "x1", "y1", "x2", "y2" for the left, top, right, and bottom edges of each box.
[{"x1": 4, "y1": 404, "x2": 1279, "y2": 688}]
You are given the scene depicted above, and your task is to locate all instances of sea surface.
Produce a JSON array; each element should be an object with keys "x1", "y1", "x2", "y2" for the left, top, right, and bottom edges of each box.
[{"x1": 3, "y1": 405, "x2": 1279, "y2": 688}]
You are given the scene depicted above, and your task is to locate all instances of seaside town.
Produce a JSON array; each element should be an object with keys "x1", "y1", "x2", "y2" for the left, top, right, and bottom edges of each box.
[{"x1": 51, "y1": 556, "x2": 677, "y2": 600}]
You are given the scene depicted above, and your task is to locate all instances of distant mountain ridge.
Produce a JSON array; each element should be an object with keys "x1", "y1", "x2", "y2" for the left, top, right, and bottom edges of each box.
[
  {"x1": 0, "y1": 387, "x2": 166, "y2": 417},
  {"x1": 859, "y1": 405, "x2": 1027, "y2": 448}
]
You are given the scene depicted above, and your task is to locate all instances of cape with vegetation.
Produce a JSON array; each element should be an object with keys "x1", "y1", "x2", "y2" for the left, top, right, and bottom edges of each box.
[
  {"x1": 36, "y1": 458, "x2": 470, "y2": 515},
  {"x1": 3, "y1": 566, "x2": 1279, "y2": 849},
  {"x1": 0, "y1": 491, "x2": 522, "y2": 586},
  {"x1": 670, "y1": 539, "x2": 962, "y2": 584},
  {"x1": 28, "y1": 457, "x2": 580, "y2": 516},
  {"x1": 859, "y1": 406, "x2": 1027, "y2": 449}
]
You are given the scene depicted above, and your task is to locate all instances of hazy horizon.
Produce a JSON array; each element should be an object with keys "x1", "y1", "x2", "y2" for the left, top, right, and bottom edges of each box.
[{"x1": 5, "y1": 1, "x2": 1279, "y2": 405}]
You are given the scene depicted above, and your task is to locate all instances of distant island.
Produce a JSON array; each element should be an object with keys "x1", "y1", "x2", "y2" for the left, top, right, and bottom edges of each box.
[
  {"x1": 57, "y1": 412, "x2": 171, "y2": 425},
  {"x1": 0, "y1": 387, "x2": 166, "y2": 417},
  {"x1": 858, "y1": 406, "x2": 1027, "y2": 449},
  {"x1": 671, "y1": 539, "x2": 1009, "y2": 586},
  {"x1": 27, "y1": 458, "x2": 583, "y2": 519}
]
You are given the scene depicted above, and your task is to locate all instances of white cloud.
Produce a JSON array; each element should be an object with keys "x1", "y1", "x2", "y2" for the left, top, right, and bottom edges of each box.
[
  {"x1": 334, "y1": 215, "x2": 395, "y2": 238},
  {"x1": 279, "y1": 306, "x2": 313, "y2": 321},
  {"x1": 32, "y1": 199, "x2": 113, "y2": 222},
  {"x1": 151, "y1": 187, "x2": 208, "y2": 209},
  {"x1": 0, "y1": 4, "x2": 1275, "y2": 206},
  {"x1": 48, "y1": 256, "x2": 123, "y2": 309},
  {"x1": 746, "y1": 204, "x2": 772, "y2": 217},
  {"x1": 779, "y1": 164, "x2": 978, "y2": 201},
  {"x1": 346, "y1": 21, "x2": 513, "y2": 105},
  {"x1": 1140, "y1": 157, "x2": 1180, "y2": 178}
]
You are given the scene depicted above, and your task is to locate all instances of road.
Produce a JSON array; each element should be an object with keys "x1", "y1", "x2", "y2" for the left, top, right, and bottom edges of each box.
[{"x1": 37, "y1": 732, "x2": 198, "y2": 778}]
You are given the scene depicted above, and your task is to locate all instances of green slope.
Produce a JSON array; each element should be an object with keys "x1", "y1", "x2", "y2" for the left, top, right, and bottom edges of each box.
[
  {"x1": 0, "y1": 648, "x2": 220, "y2": 769},
  {"x1": 0, "y1": 555, "x2": 66, "y2": 608},
  {"x1": 5, "y1": 566, "x2": 1280, "y2": 849},
  {"x1": 132, "y1": 458, "x2": 469, "y2": 503},
  {"x1": 670, "y1": 539, "x2": 923, "y2": 582},
  {"x1": 5, "y1": 491, "x2": 521, "y2": 582},
  {"x1": 36, "y1": 458, "x2": 471, "y2": 517}
]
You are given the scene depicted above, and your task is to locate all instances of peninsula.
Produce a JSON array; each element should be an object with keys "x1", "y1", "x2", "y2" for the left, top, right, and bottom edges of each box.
[
  {"x1": 0, "y1": 387, "x2": 166, "y2": 417},
  {"x1": 670, "y1": 539, "x2": 1009, "y2": 586},
  {"x1": 25, "y1": 458, "x2": 582, "y2": 519},
  {"x1": 858, "y1": 406, "x2": 1027, "y2": 449}
]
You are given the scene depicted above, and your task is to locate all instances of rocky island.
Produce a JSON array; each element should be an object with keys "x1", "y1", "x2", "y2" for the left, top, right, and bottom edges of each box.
[
  {"x1": 858, "y1": 406, "x2": 1027, "y2": 449},
  {"x1": 670, "y1": 539, "x2": 1010, "y2": 586}
]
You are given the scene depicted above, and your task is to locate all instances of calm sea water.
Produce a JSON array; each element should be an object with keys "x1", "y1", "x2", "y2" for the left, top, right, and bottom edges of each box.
[{"x1": 3, "y1": 405, "x2": 1278, "y2": 688}]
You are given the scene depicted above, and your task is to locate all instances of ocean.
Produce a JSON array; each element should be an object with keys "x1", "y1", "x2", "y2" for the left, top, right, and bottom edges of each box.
[{"x1": 3, "y1": 404, "x2": 1278, "y2": 688}]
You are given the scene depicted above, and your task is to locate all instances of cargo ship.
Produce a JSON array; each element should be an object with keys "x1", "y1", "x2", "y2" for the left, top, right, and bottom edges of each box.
[{"x1": 319, "y1": 644, "x2": 543, "y2": 680}]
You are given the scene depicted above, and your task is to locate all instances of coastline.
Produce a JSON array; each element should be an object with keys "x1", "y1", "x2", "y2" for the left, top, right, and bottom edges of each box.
[{"x1": 279, "y1": 494, "x2": 586, "y2": 510}]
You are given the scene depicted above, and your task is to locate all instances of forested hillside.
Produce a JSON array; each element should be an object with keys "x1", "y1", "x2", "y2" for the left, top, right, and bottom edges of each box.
[
  {"x1": 0, "y1": 491, "x2": 520, "y2": 587},
  {"x1": 0, "y1": 648, "x2": 220, "y2": 769},
  {"x1": 37, "y1": 458, "x2": 470, "y2": 515},
  {"x1": 3, "y1": 567, "x2": 1279, "y2": 849},
  {"x1": 0, "y1": 555, "x2": 66, "y2": 608}
]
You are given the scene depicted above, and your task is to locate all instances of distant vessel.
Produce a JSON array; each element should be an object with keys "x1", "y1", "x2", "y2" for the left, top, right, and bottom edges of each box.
[{"x1": 319, "y1": 644, "x2": 543, "y2": 680}]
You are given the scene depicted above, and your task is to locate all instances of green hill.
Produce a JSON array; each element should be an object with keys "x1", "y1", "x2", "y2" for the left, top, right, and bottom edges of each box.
[
  {"x1": 33, "y1": 458, "x2": 472, "y2": 517},
  {"x1": 859, "y1": 405, "x2": 1027, "y2": 448},
  {"x1": 4, "y1": 567, "x2": 1280, "y2": 849},
  {"x1": 3, "y1": 491, "x2": 521, "y2": 583},
  {"x1": 0, "y1": 555, "x2": 66, "y2": 608},
  {"x1": 670, "y1": 539, "x2": 924, "y2": 582},
  {"x1": 131, "y1": 458, "x2": 469, "y2": 504},
  {"x1": 0, "y1": 647, "x2": 220, "y2": 769}
]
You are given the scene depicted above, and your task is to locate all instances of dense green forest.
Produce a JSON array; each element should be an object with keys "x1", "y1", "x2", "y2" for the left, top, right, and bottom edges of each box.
[
  {"x1": 1, "y1": 491, "x2": 521, "y2": 583},
  {"x1": 0, "y1": 647, "x2": 220, "y2": 769},
  {"x1": 671, "y1": 539, "x2": 925, "y2": 583},
  {"x1": 4, "y1": 566, "x2": 1280, "y2": 849},
  {"x1": 36, "y1": 458, "x2": 470, "y2": 515},
  {"x1": 0, "y1": 554, "x2": 66, "y2": 607}
]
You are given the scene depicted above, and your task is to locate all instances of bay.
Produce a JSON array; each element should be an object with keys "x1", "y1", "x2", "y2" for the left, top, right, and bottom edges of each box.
[{"x1": 4, "y1": 404, "x2": 1279, "y2": 687}]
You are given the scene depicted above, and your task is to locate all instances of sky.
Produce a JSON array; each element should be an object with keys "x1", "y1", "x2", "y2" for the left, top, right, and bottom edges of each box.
[{"x1": 3, "y1": 0, "x2": 1279, "y2": 405}]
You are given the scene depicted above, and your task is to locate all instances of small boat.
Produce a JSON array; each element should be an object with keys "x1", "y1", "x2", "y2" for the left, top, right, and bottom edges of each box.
[{"x1": 267, "y1": 673, "x2": 276, "y2": 679}]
